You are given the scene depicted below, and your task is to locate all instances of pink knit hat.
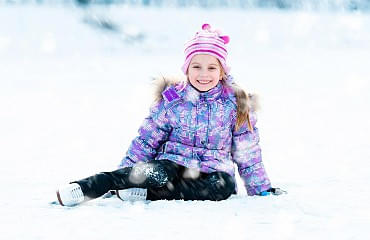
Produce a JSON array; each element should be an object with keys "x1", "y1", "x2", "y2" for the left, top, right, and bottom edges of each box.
[{"x1": 181, "y1": 24, "x2": 231, "y2": 75}]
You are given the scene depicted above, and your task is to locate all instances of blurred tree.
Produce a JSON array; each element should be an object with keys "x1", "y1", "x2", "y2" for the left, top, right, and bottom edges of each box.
[{"x1": 76, "y1": 0, "x2": 91, "y2": 6}]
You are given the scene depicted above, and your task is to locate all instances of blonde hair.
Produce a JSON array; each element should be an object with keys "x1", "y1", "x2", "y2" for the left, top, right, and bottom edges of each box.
[{"x1": 219, "y1": 61, "x2": 253, "y2": 132}]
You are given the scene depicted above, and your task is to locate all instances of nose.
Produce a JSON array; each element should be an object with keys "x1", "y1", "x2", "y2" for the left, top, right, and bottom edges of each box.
[{"x1": 199, "y1": 68, "x2": 208, "y2": 76}]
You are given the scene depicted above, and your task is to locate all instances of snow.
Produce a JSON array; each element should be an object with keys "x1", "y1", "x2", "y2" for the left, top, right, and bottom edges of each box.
[{"x1": 1, "y1": 4, "x2": 370, "y2": 240}]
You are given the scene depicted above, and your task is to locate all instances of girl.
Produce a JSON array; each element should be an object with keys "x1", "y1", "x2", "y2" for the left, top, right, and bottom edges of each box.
[{"x1": 56, "y1": 24, "x2": 285, "y2": 206}]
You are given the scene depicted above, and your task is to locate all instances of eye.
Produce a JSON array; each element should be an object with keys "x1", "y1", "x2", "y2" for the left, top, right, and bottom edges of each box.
[
  {"x1": 208, "y1": 67, "x2": 216, "y2": 70},
  {"x1": 192, "y1": 66, "x2": 200, "y2": 69}
]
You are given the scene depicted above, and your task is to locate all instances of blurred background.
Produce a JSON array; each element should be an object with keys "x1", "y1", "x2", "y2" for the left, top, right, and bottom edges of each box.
[{"x1": 0, "y1": 1, "x2": 369, "y2": 239}]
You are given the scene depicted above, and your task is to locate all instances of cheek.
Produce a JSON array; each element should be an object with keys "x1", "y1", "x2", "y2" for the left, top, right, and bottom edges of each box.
[
  {"x1": 213, "y1": 71, "x2": 221, "y2": 79},
  {"x1": 187, "y1": 72, "x2": 197, "y2": 81}
]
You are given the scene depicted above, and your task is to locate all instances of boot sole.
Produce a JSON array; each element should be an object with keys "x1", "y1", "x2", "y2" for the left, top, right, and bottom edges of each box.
[{"x1": 56, "y1": 191, "x2": 65, "y2": 206}]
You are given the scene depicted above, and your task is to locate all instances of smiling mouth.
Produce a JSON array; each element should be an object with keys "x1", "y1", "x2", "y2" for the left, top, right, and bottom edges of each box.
[{"x1": 197, "y1": 80, "x2": 212, "y2": 85}]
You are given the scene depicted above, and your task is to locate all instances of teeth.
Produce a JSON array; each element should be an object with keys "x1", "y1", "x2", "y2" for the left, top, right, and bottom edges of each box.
[{"x1": 198, "y1": 80, "x2": 211, "y2": 84}]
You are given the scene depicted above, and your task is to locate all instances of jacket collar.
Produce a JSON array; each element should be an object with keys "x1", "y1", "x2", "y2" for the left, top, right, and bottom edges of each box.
[
  {"x1": 184, "y1": 82, "x2": 223, "y2": 104},
  {"x1": 152, "y1": 75, "x2": 259, "y2": 114}
]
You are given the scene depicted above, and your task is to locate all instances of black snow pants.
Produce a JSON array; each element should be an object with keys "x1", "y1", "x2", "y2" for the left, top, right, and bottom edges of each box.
[{"x1": 74, "y1": 160, "x2": 235, "y2": 201}]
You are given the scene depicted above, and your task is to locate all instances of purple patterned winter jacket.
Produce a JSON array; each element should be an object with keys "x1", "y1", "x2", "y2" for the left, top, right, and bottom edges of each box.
[{"x1": 119, "y1": 78, "x2": 271, "y2": 196}]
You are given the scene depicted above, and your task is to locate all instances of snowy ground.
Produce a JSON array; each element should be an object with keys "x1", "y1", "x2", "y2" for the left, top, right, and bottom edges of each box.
[{"x1": 1, "y1": 4, "x2": 370, "y2": 240}]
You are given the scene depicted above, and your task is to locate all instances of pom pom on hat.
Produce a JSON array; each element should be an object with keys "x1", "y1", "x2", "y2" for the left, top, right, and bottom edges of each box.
[
  {"x1": 202, "y1": 23, "x2": 211, "y2": 30},
  {"x1": 201, "y1": 24, "x2": 230, "y2": 44},
  {"x1": 220, "y1": 35, "x2": 230, "y2": 44}
]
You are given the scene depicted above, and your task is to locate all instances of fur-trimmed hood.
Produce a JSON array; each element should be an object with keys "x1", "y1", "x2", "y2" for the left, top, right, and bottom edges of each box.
[{"x1": 151, "y1": 75, "x2": 260, "y2": 115}]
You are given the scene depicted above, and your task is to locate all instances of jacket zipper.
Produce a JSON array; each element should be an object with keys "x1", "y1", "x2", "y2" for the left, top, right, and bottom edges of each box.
[
  {"x1": 206, "y1": 103, "x2": 210, "y2": 144},
  {"x1": 193, "y1": 105, "x2": 198, "y2": 157}
]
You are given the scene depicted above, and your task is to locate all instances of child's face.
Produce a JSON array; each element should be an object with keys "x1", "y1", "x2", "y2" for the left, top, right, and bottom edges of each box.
[{"x1": 187, "y1": 54, "x2": 222, "y2": 92}]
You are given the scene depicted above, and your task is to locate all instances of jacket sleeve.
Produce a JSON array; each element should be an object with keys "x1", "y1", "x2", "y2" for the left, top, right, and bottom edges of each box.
[
  {"x1": 118, "y1": 99, "x2": 172, "y2": 168},
  {"x1": 231, "y1": 112, "x2": 271, "y2": 196}
]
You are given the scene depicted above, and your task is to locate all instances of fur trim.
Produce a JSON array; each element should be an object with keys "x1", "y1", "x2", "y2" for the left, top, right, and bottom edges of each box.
[
  {"x1": 229, "y1": 83, "x2": 260, "y2": 113},
  {"x1": 152, "y1": 75, "x2": 186, "y2": 103},
  {"x1": 248, "y1": 93, "x2": 260, "y2": 112},
  {"x1": 151, "y1": 75, "x2": 259, "y2": 113}
]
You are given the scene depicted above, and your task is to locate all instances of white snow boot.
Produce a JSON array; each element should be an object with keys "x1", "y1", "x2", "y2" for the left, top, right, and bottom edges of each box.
[
  {"x1": 56, "y1": 183, "x2": 85, "y2": 206},
  {"x1": 116, "y1": 188, "x2": 147, "y2": 202}
]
